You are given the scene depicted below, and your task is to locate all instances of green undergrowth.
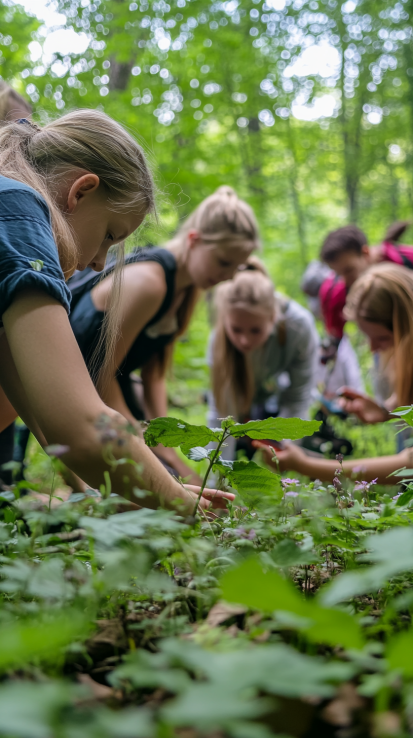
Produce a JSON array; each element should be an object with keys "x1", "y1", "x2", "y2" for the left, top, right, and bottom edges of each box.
[{"x1": 1, "y1": 412, "x2": 413, "y2": 737}]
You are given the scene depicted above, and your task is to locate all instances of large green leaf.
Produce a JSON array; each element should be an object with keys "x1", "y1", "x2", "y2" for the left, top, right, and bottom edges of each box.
[
  {"x1": 320, "y1": 527, "x2": 413, "y2": 607},
  {"x1": 0, "y1": 611, "x2": 90, "y2": 672},
  {"x1": 220, "y1": 556, "x2": 363, "y2": 650},
  {"x1": 144, "y1": 417, "x2": 221, "y2": 453},
  {"x1": 228, "y1": 417, "x2": 321, "y2": 441},
  {"x1": 386, "y1": 630, "x2": 413, "y2": 677},
  {"x1": 216, "y1": 460, "x2": 282, "y2": 508}
]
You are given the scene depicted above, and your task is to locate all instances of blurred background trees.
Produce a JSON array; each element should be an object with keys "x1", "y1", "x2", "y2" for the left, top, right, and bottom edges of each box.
[{"x1": 3, "y1": 0, "x2": 413, "y2": 293}]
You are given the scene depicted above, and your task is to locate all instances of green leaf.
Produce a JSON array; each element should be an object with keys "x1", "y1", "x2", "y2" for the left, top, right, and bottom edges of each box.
[
  {"x1": 29, "y1": 259, "x2": 44, "y2": 272},
  {"x1": 0, "y1": 611, "x2": 90, "y2": 671},
  {"x1": 220, "y1": 556, "x2": 363, "y2": 650},
  {"x1": 187, "y1": 446, "x2": 210, "y2": 461},
  {"x1": 270, "y1": 538, "x2": 320, "y2": 566},
  {"x1": 321, "y1": 527, "x2": 413, "y2": 606},
  {"x1": 228, "y1": 417, "x2": 321, "y2": 441},
  {"x1": 80, "y1": 509, "x2": 183, "y2": 546},
  {"x1": 160, "y1": 638, "x2": 353, "y2": 699},
  {"x1": 109, "y1": 649, "x2": 190, "y2": 693},
  {"x1": 387, "y1": 630, "x2": 413, "y2": 677},
  {"x1": 396, "y1": 489, "x2": 413, "y2": 506},
  {"x1": 391, "y1": 405, "x2": 413, "y2": 427},
  {"x1": 144, "y1": 417, "x2": 221, "y2": 453},
  {"x1": 0, "y1": 681, "x2": 76, "y2": 738},
  {"x1": 224, "y1": 460, "x2": 282, "y2": 507},
  {"x1": 161, "y1": 683, "x2": 270, "y2": 730}
]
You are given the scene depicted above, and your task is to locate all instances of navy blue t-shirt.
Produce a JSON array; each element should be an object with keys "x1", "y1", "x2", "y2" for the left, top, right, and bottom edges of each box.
[{"x1": 0, "y1": 175, "x2": 71, "y2": 322}]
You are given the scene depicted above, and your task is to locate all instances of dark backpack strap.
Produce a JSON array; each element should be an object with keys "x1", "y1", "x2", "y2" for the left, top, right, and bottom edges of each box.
[
  {"x1": 68, "y1": 244, "x2": 163, "y2": 311},
  {"x1": 399, "y1": 251, "x2": 413, "y2": 269}
]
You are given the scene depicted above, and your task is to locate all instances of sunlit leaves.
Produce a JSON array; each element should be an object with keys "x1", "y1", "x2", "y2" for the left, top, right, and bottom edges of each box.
[
  {"x1": 220, "y1": 556, "x2": 364, "y2": 650},
  {"x1": 144, "y1": 416, "x2": 221, "y2": 453},
  {"x1": 229, "y1": 417, "x2": 321, "y2": 440}
]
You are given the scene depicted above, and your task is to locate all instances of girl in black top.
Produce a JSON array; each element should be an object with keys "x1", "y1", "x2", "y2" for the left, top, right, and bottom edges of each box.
[{"x1": 69, "y1": 186, "x2": 260, "y2": 481}]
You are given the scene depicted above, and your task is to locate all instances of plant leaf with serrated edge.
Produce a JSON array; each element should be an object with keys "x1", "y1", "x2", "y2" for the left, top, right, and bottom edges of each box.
[
  {"x1": 186, "y1": 446, "x2": 210, "y2": 461},
  {"x1": 228, "y1": 417, "x2": 321, "y2": 441},
  {"x1": 220, "y1": 556, "x2": 363, "y2": 650},
  {"x1": 144, "y1": 417, "x2": 221, "y2": 454},
  {"x1": 218, "y1": 461, "x2": 282, "y2": 507}
]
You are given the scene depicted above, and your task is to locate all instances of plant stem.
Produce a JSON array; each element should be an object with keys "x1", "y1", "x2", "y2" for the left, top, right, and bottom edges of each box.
[{"x1": 193, "y1": 429, "x2": 230, "y2": 516}]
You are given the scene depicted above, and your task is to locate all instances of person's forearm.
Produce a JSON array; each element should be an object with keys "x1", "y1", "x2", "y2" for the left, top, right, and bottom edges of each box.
[
  {"x1": 153, "y1": 444, "x2": 200, "y2": 481},
  {"x1": 294, "y1": 448, "x2": 413, "y2": 486},
  {"x1": 64, "y1": 412, "x2": 198, "y2": 510}
]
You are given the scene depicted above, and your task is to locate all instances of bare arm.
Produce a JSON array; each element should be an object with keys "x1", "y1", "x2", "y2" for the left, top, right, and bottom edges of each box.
[
  {"x1": 141, "y1": 359, "x2": 202, "y2": 484},
  {"x1": 1, "y1": 291, "x2": 224, "y2": 512},
  {"x1": 254, "y1": 441, "x2": 413, "y2": 486}
]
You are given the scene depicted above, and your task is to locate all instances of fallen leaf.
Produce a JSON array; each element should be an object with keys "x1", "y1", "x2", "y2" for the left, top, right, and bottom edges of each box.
[
  {"x1": 77, "y1": 673, "x2": 115, "y2": 701},
  {"x1": 322, "y1": 683, "x2": 364, "y2": 726},
  {"x1": 206, "y1": 602, "x2": 246, "y2": 628}
]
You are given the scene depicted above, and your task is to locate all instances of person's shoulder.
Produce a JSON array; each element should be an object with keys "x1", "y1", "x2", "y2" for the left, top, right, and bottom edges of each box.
[
  {"x1": 284, "y1": 296, "x2": 314, "y2": 324},
  {"x1": 130, "y1": 245, "x2": 176, "y2": 271},
  {"x1": 0, "y1": 175, "x2": 50, "y2": 221}
]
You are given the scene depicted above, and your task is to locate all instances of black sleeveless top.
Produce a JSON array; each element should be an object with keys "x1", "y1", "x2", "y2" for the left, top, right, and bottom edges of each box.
[{"x1": 68, "y1": 247, "x2": 177, "y2": 384}]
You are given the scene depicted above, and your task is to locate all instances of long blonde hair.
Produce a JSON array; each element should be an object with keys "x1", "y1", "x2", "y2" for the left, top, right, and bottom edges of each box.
[
  {"x1": 159, "y1": 185, "x2": 261, "y2": 374},
  {"x1": 212, "y1": 256, "x2": 276, "y2": 416},
  {"x1": 0, "y1": 108, "x2": 155, "y2": 388},
  {"x1": 345, "y1": 263, "x2": 413, "y2": 406}
]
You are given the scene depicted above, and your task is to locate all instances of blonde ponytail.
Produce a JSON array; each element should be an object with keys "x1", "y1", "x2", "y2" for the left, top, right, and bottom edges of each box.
[
  {"x1": 157, "y1": 186, "x2": 261, "y2": 377},
  {"x1": 212, "y1": 256, "x2": 276, "y2": 416}
]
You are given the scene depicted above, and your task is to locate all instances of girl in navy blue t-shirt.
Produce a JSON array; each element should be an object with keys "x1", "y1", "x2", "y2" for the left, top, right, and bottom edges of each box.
[{"x1": 0, "y1": 111, "x2": 231, "y2": 513}]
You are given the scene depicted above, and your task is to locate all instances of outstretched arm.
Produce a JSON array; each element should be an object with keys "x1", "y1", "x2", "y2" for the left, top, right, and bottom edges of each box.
[
  {"x1": 2, "y1": 291, "x2": 231, "y2": 512},
  {"x1": 253, "y1": 441, "x2": 413, "y2": 486}
]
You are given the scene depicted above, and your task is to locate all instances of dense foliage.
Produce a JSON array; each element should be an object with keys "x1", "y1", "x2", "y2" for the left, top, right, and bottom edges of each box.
[
  {"x1": 4, "y1": 0, "x2": 413, "y2": 293},
  {"x1": 0, "y1": 412, "x2": 413, "y2": 737}
]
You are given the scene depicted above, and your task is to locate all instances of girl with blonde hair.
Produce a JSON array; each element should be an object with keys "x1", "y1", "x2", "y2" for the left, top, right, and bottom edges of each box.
[
  {"x1": 68, "y1": 186, "x2": 259, "y2": 482},
  {"x1": 207, "y1": 257, "x2": 319, "y2": 460},
  {"x1": 256, "y1": 263, "x2": 413, "y2": 484},
  {"x1": 0, "y1": 111, "x2": 231, "y2": 512}
]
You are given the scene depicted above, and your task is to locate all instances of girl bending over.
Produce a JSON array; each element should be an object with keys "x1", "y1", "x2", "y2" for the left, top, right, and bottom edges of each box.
[
  {"x1": 207, "y1": 258, "x2": 319, "y2": 460},
  {"x1": 256, "y1": 263, "x2": 413, "y2": 484},
  {"x1": 68, "y1": 186, "x2": 259, "y2": 482},
  {"x1": 0, "y1": 111, "x2": 231, "y2": 512}
]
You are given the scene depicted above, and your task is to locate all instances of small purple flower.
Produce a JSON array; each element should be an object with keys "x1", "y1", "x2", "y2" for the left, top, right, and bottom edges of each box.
[
  {"x1": 248, "y1": 529, "x2": 256, "y2": 540},
  {"x1": 336, "y1": 453, "x2": 344, "y2": 463},
  {"x1": 333, "y1": 476, "x2": 342, "y2": 491},
  {"x1": 354, "y1": 478, "x2": 378, "y2": 492},
  {"x1": 284, "y1": 490, "x2": 299, "y2": 498},
  {"x1": 45, "y1": 444, "x2": 70, "y2": 458},
  {"x1": 281, "y1": 478, "x2": 300, "y2": 488},
  {"x1": 392, "y1": 493, "x2": 402, "y2": 501}
]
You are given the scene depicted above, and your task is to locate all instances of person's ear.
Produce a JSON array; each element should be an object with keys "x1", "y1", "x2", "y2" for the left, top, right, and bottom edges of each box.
[
  {"x1": 66, "y1": 173, "x2": 100, "y2": 214},
  {"x1": 187, "y1": 229, "x2": 201, "y2": 249}
]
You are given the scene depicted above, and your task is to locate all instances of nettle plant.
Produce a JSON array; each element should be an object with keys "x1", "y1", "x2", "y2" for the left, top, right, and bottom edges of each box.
[{"x1": 144, "y1": 415, "x2": 321, "y2": 514}]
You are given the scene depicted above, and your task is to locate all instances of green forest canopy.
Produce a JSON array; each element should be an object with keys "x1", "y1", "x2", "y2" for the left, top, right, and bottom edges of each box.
[{"x1": 2, "y1": 0, "x2": 413, "y2": 294}]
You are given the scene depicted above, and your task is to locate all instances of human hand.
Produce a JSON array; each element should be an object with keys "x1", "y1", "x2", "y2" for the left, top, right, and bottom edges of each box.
[
  {"x1": 183, "y1": 485, "x2": 236, "y2": 511},
  {"x1": 252, "y1": 441, "x2": 307, "y2": 473},
  {"x1": 337, "y1": 387, "x2": 389, "y2": 424}
]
